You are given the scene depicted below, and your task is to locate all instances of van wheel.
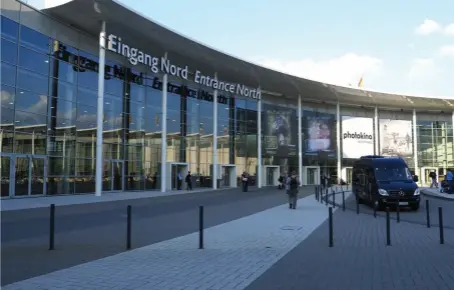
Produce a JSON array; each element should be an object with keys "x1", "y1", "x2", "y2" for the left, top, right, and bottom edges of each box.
[{"x1": 410, "y1": 203, "x2": 420, "y2": 211}]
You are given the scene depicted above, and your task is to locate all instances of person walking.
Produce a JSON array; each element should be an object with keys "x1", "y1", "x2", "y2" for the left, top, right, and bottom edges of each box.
[
  {"x1": 185, "y1": 171, "x2": 193, "y2": 190},
  {"x1": 429, "y1": 171, "x2": 438, "y2": 188},
  {"x1": 241, "y1": 172, "x2": 249, "y2": 192},
  {"x1": 287, "y1": 171, "x2": 300, "y2": 209},
  {"x1": 446, "y1": 169, "x2": 453, "y2": 194}
]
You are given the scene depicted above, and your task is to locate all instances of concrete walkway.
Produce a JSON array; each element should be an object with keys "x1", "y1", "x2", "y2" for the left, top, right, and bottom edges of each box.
[
  {"x1": 2, "y1": 192, "x2": 351, "y2": 290},
  {"x1": 0, "y1": 187, "x2": 235, "y2": 211}
]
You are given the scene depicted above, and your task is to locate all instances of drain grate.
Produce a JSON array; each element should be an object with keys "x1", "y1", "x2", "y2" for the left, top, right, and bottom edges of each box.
[{"x1": 280, "y1": 226, "x2": 303, "y2": 231}]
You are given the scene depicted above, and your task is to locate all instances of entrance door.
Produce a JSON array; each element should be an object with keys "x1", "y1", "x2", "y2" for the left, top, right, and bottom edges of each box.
[
  {"x1": 266, "y1": 167, "x2": 274, "y2": 186},
  {"x1": 102, "y1": 160, "x2": 124, "y2": 192},
  {"x1": 307, "y1": 167, "x2": 316, "y2": 185},
  {"x1": 421, "y1": 167, "x2": 438, "y2": 186},
  {"x1": 1, "y1": 156, "x2": 11, "y2": 197},
  {"x1": 222, "y1": 166, "x2": 230, "y2": 187},
  {"x1": 1, "y1": 155, "x2": 46, "y2": 197}
]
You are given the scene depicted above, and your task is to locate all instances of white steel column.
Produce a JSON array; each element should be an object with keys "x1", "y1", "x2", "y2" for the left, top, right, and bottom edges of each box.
[
  {"x1": 336, "y1": 102, "x2": 341, "y2": 184},
  {"x1": 161, "y1": 54, "x2": 168, "y2": 193},
  {"x1": 95, "y1": 21, "x2": 106, "y2": 197},
  {"x1": 257, "y1": 97, "x2": 262, "y2": 188},
  {"x1": 413, "y1": 109, "x2": 418, "y2": 174},
  {"x1": 298, "y1": 95, "x2": 303, "y2": 185},
  {"x1": 374, "y1": 106, "x2": 379, "y2": 155},
  {"x1": 212, "y1": 75, "x2": 218, "y2": 190}
]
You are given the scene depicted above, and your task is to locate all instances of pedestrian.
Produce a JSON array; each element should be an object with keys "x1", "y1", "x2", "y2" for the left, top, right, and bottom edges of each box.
[
  {"x1": 446, "y1": 169, "x2": 453, "y2": 194},
  {"x1": 429, "y1": 171, "x2": 438, "y2": 188},
  {"x1": 287, "y1": 171, "x2": 300, "y2": 209},
  {"x1": 241, "y1": 171, "x2": 249, "y2": 192},
  {"x1": 185, "y1": 171, "x2": 192, "y2": 190},
  {"x1": 177, "y1": 171, "x2": 183, "y2": 190}
]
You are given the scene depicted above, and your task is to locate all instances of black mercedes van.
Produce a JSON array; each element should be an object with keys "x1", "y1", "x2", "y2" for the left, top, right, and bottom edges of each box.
[{"x1": 352, "y1": 155, "x2": 420, "y2": 211}]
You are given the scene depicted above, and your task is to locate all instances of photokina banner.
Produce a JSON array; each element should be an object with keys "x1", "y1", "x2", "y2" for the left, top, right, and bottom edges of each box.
[{"x1": 341, "y1": 116, "x2": 374, "y2": 158}]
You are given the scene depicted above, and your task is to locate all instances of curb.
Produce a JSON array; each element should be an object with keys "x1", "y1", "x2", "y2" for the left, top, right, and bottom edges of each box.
[{"x1": 421, "y1": 190, "x2": 454, "y2": 201}]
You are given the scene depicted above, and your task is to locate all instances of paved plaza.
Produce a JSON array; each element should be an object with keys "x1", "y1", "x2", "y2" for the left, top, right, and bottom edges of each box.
[
  {"x1": 2, "y1": 186, "x2": 454, "y2": 290},
  {"x1": 2, "y1": 192, "x2": 342, "y2": 290}
]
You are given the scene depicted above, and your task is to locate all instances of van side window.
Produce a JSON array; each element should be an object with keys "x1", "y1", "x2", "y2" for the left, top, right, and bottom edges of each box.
[
  {"x1": 367, "y1": 168, "x2": 375, "y2": 182},
  {"x1": 359, "y1": 168, "x2": 366, "y2": 185}
]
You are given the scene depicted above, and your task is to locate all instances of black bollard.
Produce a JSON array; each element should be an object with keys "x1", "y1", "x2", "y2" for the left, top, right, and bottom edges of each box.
[
  {"x1": 199, "y1": 205, "x2": 204, "y2": 249},
  {"x1": 126, "y1": 205, "x2": 132, "y2": 250},
  {"x1": 342, "y1": 191, "x2": 345, "y2": 212},
  {"x1": 439, "y1": 207, "x2": 444, "y2": 245},
  {"x1": 426, "y1": 199, "x2": 430, "y2": 228},
  {"x1": 329, "y1": 207, "x2": 334, "y2": 247},
  {"x1": 356, "y1": 196, "x2": 360, "y2": 215},
  {"x1": 396, "y1": 200, "x2": 400, "y2": 223},
  {"x1": 325, "y1": 188, "x2": 328, "y2": 206},
  {"x1": 49, "y1": 204, "x2": 55, "y2": 251},
  {"x1": 332, "y1": 189, "x2": 336, "y2": 208},
  {"x1": 386, "y1": 207, "x2": 391, "y2": 246}
]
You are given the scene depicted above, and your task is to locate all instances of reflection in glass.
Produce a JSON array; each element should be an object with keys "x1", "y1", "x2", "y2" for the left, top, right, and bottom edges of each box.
[
  {"x1": 1, "y1": 61, "x2": 16, "y2": 86},
  {"x1": 19, "y1": 25, "x2": 49, "y2": 53},
  {"x1": 18, "y1": 46, "x2": 50, "y2": 75},
  {"x1": 30, "y1": 157, "x2": 45, "y2": 195},
  {"x1": 1, "y1": 38, "x2": 17, "y2": 64},
  {"x1": 14, "y1": 131, "x2": 46, "y2": 154},
  {"x1": 1, "y1": 84, "x2": 15, "y2": 109},
  {"x1": 77, "y1": 86, "x2": 97, "y2": 107},
  {"x1": 17, "y1": 68, "x2": 49, "y2": 95},
  {"x1": 50, "y1": 79, "x2": 77, "y2": 102},
  {"x1": 15, "y1": 91, "x2": 48, "y2": 115},
  {"x1": 14, "y1": 157, "x2": 29, "y2": 196},
  {"x1": 1, "y1": 16, "x2": 18, "y2": 41},
  {"x1": 1, "y1": 131, "x2": 14, "y2": 152},
  {"x1": 102, "y1": 161, "x2": 112, "y2": 191},
  {"x1": 15, "y1": 110, "x2": 47, "y2": 129},
  {"x1": 49, "y1": 59, "x2": 78, "y2": 83}
]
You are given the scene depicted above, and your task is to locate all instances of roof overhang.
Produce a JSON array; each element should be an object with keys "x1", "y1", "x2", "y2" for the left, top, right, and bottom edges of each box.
[{"x1": 41, "y1": 0, "x2": 453, "y2": 111}]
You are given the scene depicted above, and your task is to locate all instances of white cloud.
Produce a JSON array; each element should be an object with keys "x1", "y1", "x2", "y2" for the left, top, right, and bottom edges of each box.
[
  {"x1": 445, "y1": 23, "x2": 454, "y2": 35},
  {"x1": 439, "y1": 45, "x2": 454, "y2": 57},
  {"x1": 408, "y1": 58, "x2": 436, "y2": 79},
  {"x1": 414, "y1": 19, "x2": 441, "y2": 35},
  {"x1": 254, "y1": 53, "x2": 383, "y2": 87}
]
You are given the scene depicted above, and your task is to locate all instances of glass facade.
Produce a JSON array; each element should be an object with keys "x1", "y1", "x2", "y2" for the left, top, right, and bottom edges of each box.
[{"x1": 1, "y1": 12, "x2": 453, "y2": 197}]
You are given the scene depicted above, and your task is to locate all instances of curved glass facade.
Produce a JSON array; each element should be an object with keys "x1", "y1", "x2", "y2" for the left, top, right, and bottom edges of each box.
[{"x1": 1, "y1": 6, "x2": 453, "y2": 197}]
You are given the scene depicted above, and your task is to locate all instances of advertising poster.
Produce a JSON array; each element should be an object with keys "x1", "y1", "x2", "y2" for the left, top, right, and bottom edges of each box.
[
  {"x1": 302, "y1": 111, "x2": 336, "y2": 156},
  {"x1": 342, "y1": 116, "x2": 374, "y2": 158},
  {"x1": 263, "y1": 104, "x2": 297, "y2": 158},
  {"x1": 379, "y1": 119, "x2": 413, "y2": 156}
]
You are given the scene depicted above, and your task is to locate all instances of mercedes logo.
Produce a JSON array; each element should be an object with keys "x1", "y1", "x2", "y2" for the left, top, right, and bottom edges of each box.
[{"x1": 399, "y1": 191, "x2": 405, "y2": 197}]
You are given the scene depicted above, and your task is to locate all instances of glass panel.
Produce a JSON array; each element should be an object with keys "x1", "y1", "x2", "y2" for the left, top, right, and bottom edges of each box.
[
  {"x1": 102, "y1": 161, "x2": 112, "y2": 191},
  {"x1": 1, "y1": 156, "x2": 11, "y2": 197},
  {"x1": 1, "y1": 131, "x2": 14, "y2": 152},
  {"x1": 49, "y1": 79, "x2": 77, "y2": 102},
  {"x1": 77, "y1": 86, "x2": 97, "y2": 107},
  {"x1": 1, "y1": 16, "x2": 19, "y2": 41},
  {"x1": 1, "y1": 61, "x2": 16, "y2": 86},
  {"x1": 77, "y1": 68, "x2": 98, "y2": 90},
  {"x1": 105, "y1": 77, "x2": 123, "y2": 96},
  {"x1": 1, "y1": 84, "x2": 15, "y2": 109},
  {"x1": 14, "y1": 131, "x2": 46, "y2": 154},
  {"x1": 1, "y1": 38, "x2": 17, "y2": 64},
  {"x1": 17, "y1": 68, "x2": 49, "y2": 95},
  {"x1": 30, "y1": 158, "x2": 45, "y2": 195},
  {"x1": 14, "y1": 110, "x2": 47, "y2": 129},
  {"x1": 14, "y1": 157, "x2": 29, "y2": 196},
  {"x1": 49, "y1": 58, "x2": 78, "y2": 83},
  {"x1": 15, "y1": 90, "x2": 48, "y2": 115},
  {"x1": 18, "y1": 46, "x2": 50, "y2": 75},
  {"x1": 19, "y1": 25, "x2": 50, "y2": 53},
  {"x1": 112, "y1": 161, "x2": 123, "y2": 190}
]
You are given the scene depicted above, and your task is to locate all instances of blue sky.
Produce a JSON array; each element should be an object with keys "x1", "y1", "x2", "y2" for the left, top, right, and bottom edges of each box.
[{"x1": 36, "y1": 0, "x2": 454, "y2": 97}]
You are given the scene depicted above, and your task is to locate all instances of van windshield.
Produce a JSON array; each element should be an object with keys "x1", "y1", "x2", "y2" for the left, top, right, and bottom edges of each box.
[{"x1": 375, "y1": 167, "x2": 413, "y2": 182}]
